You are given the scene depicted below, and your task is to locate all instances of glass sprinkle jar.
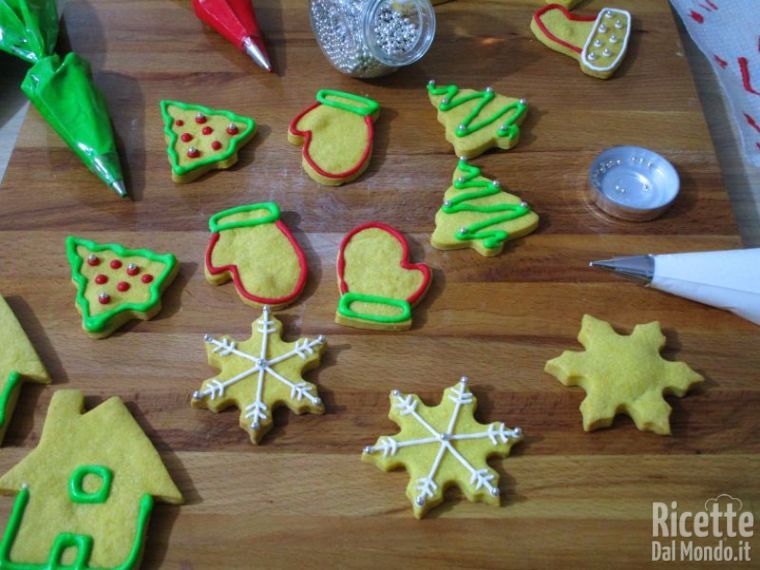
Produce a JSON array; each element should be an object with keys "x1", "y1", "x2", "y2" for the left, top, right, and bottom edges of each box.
[{"x1": 309, "y1": 0, "x2": 436, "y2": 78}]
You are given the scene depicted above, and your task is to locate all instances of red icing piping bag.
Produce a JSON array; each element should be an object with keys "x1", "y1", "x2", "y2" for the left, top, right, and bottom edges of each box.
[{"x1": 192, "y1": 0, "x2": 272, "y2": 72}]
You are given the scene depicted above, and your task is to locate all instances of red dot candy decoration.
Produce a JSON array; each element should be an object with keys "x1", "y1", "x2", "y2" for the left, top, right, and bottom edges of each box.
[
  {"x1": 226, "y1": 124, "x2": 239, "y2": 135},
  {"x1": 127, "y1": 263, "x2": 140, "y2": 276},
  {"x1": 86, "y1": 254, "x2": 100, "y2": 266},
  {"x1": 202, "y1": 126, "x2": 213, "y2": 135},
  {"x1": 94, "y1": 274, "x2": 108, "y2": 285},
  {"x1": 175, "y1": 119, "x2": 185, "y2": 126},
  {"x1": 98, "y1": 293, "x2": 111, "y2": 305},
  {"x1": 117, "y1": 281, "x2": 130, "y2": 292},
  {"x1": 195, "y1": 113, "x2": 207, "y2": 124},
  {"x1": 110, "y1": 259, "x2": 123, "y2": 269},
  {"x1": 180, "y1": 132, "x2": 193, "y2": 142},
  {"x1": 141, "y1": 274, "x2": 154, "y2": 284},
  {"x1": 211, "y1": 141, "x2": 222, "y2": 150},
  {"x1": 187, "y1": 147, "x2": 200, "y2": 158}
]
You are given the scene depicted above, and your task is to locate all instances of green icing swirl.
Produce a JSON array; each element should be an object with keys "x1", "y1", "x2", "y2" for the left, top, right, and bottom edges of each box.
[
  {"x1": 427, "y1": 82, "x2": 526, "y2": 139},
  {"x1": 442, "y1": 158, "x2": 532, "y2": 250}
]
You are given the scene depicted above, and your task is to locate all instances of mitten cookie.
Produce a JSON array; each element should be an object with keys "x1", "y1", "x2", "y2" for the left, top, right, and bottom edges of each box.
[
  {"x1": 204, "y1": 202, "x2": 307, "y2": 310},
  {"x1": 427, "y1": 81, "x2": 528, "y2": 158},
  {"x1": 0, "y1": 296, "x2": 50, "y2": 445},
  {"x1": 66, "y1": 236, "x2": 179, "y2": 338},
  {"x1": 362, "y1": 377, "x2": 523, "y2": 518},
  {"x1": 161, "y1": 100, "x2": 256, "y2": 183},
  {"x1": 192, "y1": 306, "x2": 326, "y2": 444},
  {"x1": 0, "y1": 390, "x2": 183, "y2": 569},
  {"x1": 545, "y1": 315, "x2": 704, "y2": 434},
  {"x1": 531, "y1": 5, "x2": 631, "y2": 79},
  {"x1": 432, "y1": 158, "x2": 539, "y2": 256},
  {"x1": 336, "y1": 222, "x2": 431, "y2": 331},
  {"x1": 288, "y1": 89, "x2": 380, "y2": 186}
]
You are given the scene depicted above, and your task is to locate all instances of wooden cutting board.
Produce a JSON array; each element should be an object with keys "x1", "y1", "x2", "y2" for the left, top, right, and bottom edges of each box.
[{"x1": 0, "y1": 0, "x2": 757, "y2": 567}]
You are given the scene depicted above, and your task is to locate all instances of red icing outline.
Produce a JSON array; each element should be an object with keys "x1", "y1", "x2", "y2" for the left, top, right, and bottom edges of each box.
[
  {"x1": 205, "y1": 219, "x2": 307, "y2": 306},
  {"x1": 739, "y1": 57, "x2": 760, "y2": 96},
  {"x1": 288, "y1": 101, "x2": 375, "y2": 180},
  {"x1": 532, "y1": 4, "x2": 597, "y2": 55},
  {"x1": 336, "y1": 222, "x2": 431, "y2": 305}
]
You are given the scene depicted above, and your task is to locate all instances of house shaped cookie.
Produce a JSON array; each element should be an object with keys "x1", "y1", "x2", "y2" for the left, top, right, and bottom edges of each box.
[{"x1": 0, "y1": 390, "x2": 183, "y2": 568}]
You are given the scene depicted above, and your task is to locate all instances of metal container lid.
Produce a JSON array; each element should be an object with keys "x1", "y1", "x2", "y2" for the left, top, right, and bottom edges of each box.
[{"x1": 589, "y1": 146, "x2": 680, "y2": 222}]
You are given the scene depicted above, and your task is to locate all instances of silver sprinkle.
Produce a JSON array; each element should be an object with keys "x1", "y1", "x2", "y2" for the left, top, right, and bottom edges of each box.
[
  {"x1": 460, "y1": 376, "x2": 469, "y2": 385},
  {"x1": 415, "y1": 496, "x2": 426, "y2": 506},
  {"x1": 615, "y1": 19, "x2": 623, "y2": 29},
  {"x1": 519, "y1": 98, "x2": 527, "y2": 105},
  {"x1": 391, "y1": 389, "x2": 400, "y2": 397},
  {"x1": 490, "y1": 487, "x2": 500, "y2": 497},
  {"x1": 603, "y1": 48, "x2": 611, "y2": 57},
  {"x1": 593, "y1": 39, "x2": 602, "y2": 48},
  {"x1": 363, "y1": 446, "x2": 373, "y2": 454},
  {"x1": 610, "y1": 35, "x2": 618, "y2": 43},
  {"x1": 599, "y1": 24, "x2": 607, "y2": 33}
]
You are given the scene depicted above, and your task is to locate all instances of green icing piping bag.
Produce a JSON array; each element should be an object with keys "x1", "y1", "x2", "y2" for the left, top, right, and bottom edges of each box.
[{"x1": 0, "y1": 0, "x2": 127, "y2": 198}]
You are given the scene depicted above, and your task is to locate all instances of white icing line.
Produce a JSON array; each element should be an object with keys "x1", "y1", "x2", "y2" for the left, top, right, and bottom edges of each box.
[
  {"x1": 196, "y1": 306, "x2": 325, "y2": 417},
  {"x1": 265, "y1": 366, "x2": 321, "y2": 405},
  {"x1": 580, "y1": 8, "x2": 631, "y2": 73}
]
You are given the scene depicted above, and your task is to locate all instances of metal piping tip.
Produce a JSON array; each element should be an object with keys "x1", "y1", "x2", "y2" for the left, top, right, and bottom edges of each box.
[
  {"x1": 111, "y1": 180, "x2": 128, "y2": 198},
  {"x1": 589, "y1": 255, "x2": 655, "y2": 284},
  {"x1": 243, "y1": 36, "x2": 272, "y2": 72}
]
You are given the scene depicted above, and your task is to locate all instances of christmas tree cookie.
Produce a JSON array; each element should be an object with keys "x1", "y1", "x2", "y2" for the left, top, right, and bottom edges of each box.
[
  {"x1": 531, "y1": 5, "x2": 632, "y2": 79},
  {"x1": 161, "y1": 100, "x2": 256, "y2": 183},
  {"x1": 432, "y1": 158, "x2": 539, "y2": 256},
  {"x1": 0, "y1": 390, "x2": 183, "y2": 568},
  {"x1": 288, "y1": 89, "x2": 380, "y2": 186},
  {"x1": 427, "y1": 81, "x2": 528, "y2": 158},
  {"x1": 545, "y1": 315, "x2": 704, "y2": 434},
  {"x1": 66, "y1": 236, "x2": 179, "y2": 338},
  {"x1": 0, "y1": 296, "x2": 50, "y2": 445},
  {"x1": 205, "y1": 203, "x2": 307, "y2": 310},
  {"x1": 192, "y1": 306, "x2": 326, "y2": 444},
  {"x1": 363, "y1": 377, "x2": 523, "y2": 518},
  {"x1": 337, "y1": 222, "x2": 431, "y2": 332}
]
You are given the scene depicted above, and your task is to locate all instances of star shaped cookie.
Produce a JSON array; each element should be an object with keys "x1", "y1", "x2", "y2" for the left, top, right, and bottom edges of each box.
[{"x1": 545, "y1": 315, "x2": 703, "y2": 435}]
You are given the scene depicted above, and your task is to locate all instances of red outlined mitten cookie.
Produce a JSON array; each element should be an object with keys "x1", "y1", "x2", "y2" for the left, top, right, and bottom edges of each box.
[
  {"x1": 336, "y1": 222, "x2": 431, "y2": 332},
  {"x1": 531, "y1": 5, "x2": 632, "y2": 79},
  {"x1": 205, "y1": 203, "x2": 307, "y2": 310},
  {"x1": 288, "y1": 90, "x2": 380, "y2": 186}
]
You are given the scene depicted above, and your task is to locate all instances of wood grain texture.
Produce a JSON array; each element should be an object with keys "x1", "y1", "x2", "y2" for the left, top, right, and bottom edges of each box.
[{"x1": 0, "y1": 0, "x2": 758, "y2": 568}]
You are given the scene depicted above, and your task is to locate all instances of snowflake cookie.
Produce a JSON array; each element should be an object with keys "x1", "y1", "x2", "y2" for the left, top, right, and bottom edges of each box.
[
  {"x1": 192, "y1": 306, "x2": 326, "y2": 444},
  {"x1": 427, "y1": 81, "x2": 528, "y2": 158},
  {"x1": 545, "y1": 315, "x2": 704, "y2": 435},
  {"x1": 363, "y1": 377, "x2": 523, "y2": 518},
  {"x1": 531, "y1": 5, "x2": 632, "y2": 79}
]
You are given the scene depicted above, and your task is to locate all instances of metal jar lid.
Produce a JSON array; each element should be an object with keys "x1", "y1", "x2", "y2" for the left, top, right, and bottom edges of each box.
[{"x1": 588, "y1": 146, "x2": 680, "y2": 222}]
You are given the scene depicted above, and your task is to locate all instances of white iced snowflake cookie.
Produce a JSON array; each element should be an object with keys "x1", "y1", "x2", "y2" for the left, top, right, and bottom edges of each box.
[
  {"x1": 362, "y1": 377, "x2": 523, "y2": 518},
  {"x1": 191, "y1": 306, "x2": 326, "y2": 444}
]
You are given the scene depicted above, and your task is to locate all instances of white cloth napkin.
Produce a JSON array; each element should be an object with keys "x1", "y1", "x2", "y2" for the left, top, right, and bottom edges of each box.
[{"x1": 670, "y1": 0, "x2": 760, "y2": 167}]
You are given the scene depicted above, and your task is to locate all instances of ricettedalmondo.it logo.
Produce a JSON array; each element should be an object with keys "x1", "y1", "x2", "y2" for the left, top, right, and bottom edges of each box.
[{"x1": 652, "y1": 495, "x2": 754, "y2": 563}]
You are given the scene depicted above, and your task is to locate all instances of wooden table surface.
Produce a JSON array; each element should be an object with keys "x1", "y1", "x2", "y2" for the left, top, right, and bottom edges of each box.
[{"x1": 1, "y1": 0, "x2": 759, "y2": 567}]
